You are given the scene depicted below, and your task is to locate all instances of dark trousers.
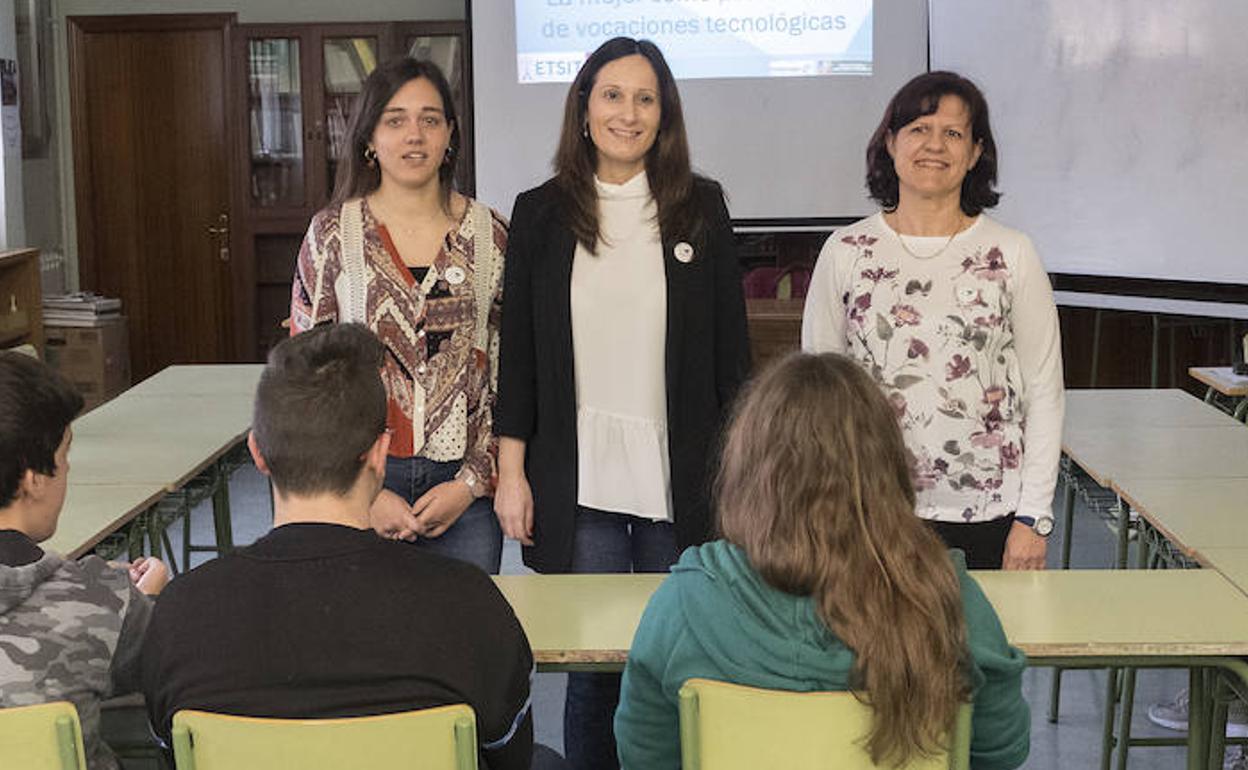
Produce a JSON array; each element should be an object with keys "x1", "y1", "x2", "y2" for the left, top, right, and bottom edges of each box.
[
  {"x1": 925, "y1": 514, "x2": 1016, "y2": 570},
  {"x1": 564, "y1": 507, "x2": 679, "y2": 770}
]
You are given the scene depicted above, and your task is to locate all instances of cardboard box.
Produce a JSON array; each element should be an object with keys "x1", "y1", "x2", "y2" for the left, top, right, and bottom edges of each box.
[{"x1": 44, "y1": 317, "x2": 131, "y2": 410}]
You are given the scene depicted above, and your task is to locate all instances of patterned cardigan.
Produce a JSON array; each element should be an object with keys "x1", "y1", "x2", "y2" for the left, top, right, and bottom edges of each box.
[{"x1": 290, "y1": 197, "x2": 507, "y2": 498}]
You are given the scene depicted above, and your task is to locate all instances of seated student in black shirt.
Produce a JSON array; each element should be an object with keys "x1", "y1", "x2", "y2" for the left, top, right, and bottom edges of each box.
[{"x1": 140, "y1": 323, "x2": 559, "y2": 770}]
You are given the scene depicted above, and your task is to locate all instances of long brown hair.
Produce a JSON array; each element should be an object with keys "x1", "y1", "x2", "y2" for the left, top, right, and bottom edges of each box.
[
  {"x1": 552, "y1": 37, "x2": 703, "y2": 253},
  {"x1": 331, "y1": 57, "x2": 460, "y2": 213},
  {"x1": 716, "y1": 353, "x2": 971, "y2": 766}
]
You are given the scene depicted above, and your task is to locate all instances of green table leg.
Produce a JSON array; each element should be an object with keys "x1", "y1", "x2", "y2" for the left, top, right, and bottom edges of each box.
[
  {"x1": 145, "y1": 511, "x2": 164, "y2": 562},
  {"x1": 1101, "y1": 667, "x2": 1121, "y2": 770},
  {"x1": 1209, "y1": 676, "x2": 1230, "y2": 770},
  {"x1": 1234, "y1": 399, "x2": 1247, "y2": 423},
  {"x1": 1116, "y1": 495, "x2": 1130, "y2": 570},
  {"x1": 1048, "y1": 476, "x2": 1078, "y2": 722},
  {"x1": 1189, "y1": 667, "x2": 1210, "y2": 770},
  {"x1": 1060, "y1": 475, "x2": 1077, "y2": 570}
]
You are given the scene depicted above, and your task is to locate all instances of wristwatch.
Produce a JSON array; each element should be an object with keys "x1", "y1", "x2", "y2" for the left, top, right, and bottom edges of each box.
[{"x1": 1014, "y1": 514, "x2": 1054, "y2": 537}]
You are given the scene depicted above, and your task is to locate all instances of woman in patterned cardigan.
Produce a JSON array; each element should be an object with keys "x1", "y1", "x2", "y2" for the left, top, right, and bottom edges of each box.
[{"x1": 289, "y1": 58, "x2": 507, "y2": 573}]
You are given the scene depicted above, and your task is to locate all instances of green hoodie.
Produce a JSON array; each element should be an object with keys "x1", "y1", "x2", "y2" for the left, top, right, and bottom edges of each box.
[{"x1": 615, "y1": 540, "x2": 1029, "y2": 770}]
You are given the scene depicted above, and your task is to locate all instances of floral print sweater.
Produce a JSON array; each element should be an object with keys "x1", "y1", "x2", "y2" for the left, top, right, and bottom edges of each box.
[{"x1": 802, "y1": 213, "x2": 1064, "y2": 525}]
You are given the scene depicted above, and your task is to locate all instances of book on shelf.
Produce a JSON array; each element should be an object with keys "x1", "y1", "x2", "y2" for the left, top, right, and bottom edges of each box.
[{"x1": 42, "y1": 293, "x2": 123, "y2": 327}]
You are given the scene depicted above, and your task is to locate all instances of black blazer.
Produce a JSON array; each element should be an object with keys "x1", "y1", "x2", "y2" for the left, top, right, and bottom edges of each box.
[{"x1": 495, "y1": 176, "x2": 751, "y2": 573}]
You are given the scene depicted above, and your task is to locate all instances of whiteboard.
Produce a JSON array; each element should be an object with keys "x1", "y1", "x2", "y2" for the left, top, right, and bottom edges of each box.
[{"x1": 931, "y1": 0, "x2": 1248, "y2": 285}]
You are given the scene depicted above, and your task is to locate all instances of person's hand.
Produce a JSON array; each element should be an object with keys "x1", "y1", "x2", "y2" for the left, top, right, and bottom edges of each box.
[
  {"x1": 411, "y1": 480, "x2": 474, "y2": 539},
  {"x1": 493, "y1": 472, "x2": 534, "y2": 546},
  {"x1": 1002, "y1": 522, "x2": 1047, "y2": 570},
  {"x1": 370, "y1": 488, "x2": 422, "y2": 541},
  {"x1": 129, "y1": 557, "x2": 170, "y2": 595}
]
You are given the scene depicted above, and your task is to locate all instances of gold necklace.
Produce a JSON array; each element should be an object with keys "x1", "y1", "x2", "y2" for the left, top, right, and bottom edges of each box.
[
  {"x1": 895, "y1": 230, "x2": 957, "y2": 260},
  {"x1": 888, "y1": 212, "x2": 968, "y2": 260}
]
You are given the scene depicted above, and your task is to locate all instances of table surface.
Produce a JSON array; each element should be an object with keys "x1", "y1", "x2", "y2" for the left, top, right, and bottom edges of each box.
[
  {"x1": 123, "y1": 365, "x2": 264, "y2": 398},
  {"x1": 45, "y1": 483, "x2": 166, "y2": 559},
  {"x1": 1188, "y1": 367, "x2": 1248, "y2": 398},
  {"x1": 1065, "y1": 389, "x2": 1243, "y2": 430},
  {"x1": 52, "y1": 365, "x2": 260, "y2": 556},
  {"x1": 69, "y1": 369, "x2": 258, "y2": 490},
  {"x1": 495, "y1": 570, "x2": 1248, "y2": 666},
  {"x1": 1062, "y1": 424, "x2": 1248, "y2": 486},
  {"x1": 1113, "y1": 478, "x2": 1248, "y2": 556}
]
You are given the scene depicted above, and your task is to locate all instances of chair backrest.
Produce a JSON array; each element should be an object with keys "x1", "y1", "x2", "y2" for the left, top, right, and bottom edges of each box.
[
  {"x1": 678, "y1": 679, "x2": 972, "y2": 770},
  {"x1": 0, "y1": 701, "x2": 87, "y2": 770},
  {"x1": 170, "y1": 705, "x2": 479, "y2": 770}
]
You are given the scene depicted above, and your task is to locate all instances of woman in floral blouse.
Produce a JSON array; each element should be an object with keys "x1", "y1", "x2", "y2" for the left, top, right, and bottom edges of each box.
[
  {"x1": 802, "y1": 71, "x2": 1064, "y2": 570},
  {"x1": 290, "y1": 58, "x2": 506, "y2": 573}
]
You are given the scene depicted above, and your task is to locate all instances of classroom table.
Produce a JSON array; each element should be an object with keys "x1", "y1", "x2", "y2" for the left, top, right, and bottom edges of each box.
[
  {"x1": 44, "y1": 483, "x2": 166, "y2": 559},
  {"x1": 120, "y1": 364, "x2": 264, "y2": 398},
  {"x1": 67, "y1": 424, "x2": 248, "y2": 490},
  {"x1": 495, "y1": 571, "x2": 1248, "y2": 668},
  {"x1": 53, "y1": 365, "x2": 262, "y2": 564},
  {"x1": 1189, "y1": 366, "x2": 1248, "y2": 422},
  {"x1": 1113, "y1": 478, "x2": 1248, "y2": 562},
  {"x1": 1059, "y1": 391, "x2": 1248, "y2": 569},
  {"x1": 1062, "y1": 425, "x2": 1248, "y2": 488},
  {"x1": 1065, "y1": 388, "x2": 1245, "y2": 431},
  {"x1": 494, "y1": 571, "x2": 1248, "y2": 770}
]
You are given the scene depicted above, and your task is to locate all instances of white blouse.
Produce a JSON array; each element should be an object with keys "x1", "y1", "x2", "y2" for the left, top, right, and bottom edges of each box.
[
  {"x1": 570, "y1": 172, "x2": 672, "y2": 522},
  {"x1": 802, "y1": 212, "x2": 1065, "y2": 525}
]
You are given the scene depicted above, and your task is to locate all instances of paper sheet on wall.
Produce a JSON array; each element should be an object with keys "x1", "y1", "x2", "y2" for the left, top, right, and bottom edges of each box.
[{"x1": 0, "y1": 59, "x2": 19, "y2": 154}]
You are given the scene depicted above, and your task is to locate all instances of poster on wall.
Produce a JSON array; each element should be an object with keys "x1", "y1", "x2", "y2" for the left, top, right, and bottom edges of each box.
[
  {"x1": 0, "y1": 60, "x2": 19, "y2": 157},
  {"x1": 16, "y1": 0, "x2": 49, "y2": 158}
]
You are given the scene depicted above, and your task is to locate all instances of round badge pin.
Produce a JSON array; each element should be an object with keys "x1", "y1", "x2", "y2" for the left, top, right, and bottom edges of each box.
[
  {"x1": 674, "y1": 242, "x2": 694, "y2": 263},
  {"x1": 444, "y1": 266, "x2": 467, "y2": 285}
]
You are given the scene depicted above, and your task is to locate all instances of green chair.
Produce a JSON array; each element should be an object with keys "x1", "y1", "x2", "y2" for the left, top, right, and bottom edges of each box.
[
  {"x1": 678, "y1": 678, "x2": 972, "y2": 770},
  {"x1": 0, "y1": 701, "x2": 87, "y2": 770},
  {"x1": 171, "y1": 705, "x2": 479, "y2": 770}
]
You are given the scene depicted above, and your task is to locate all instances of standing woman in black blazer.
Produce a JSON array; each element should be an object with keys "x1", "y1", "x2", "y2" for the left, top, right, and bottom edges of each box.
[{"x1": 494, "y1": 37, "x2": 750, "y2": 769}]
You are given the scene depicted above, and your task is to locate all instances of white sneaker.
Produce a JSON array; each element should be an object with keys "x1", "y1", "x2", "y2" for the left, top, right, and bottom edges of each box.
[
  {"x1": 1224, "y1": 747, "x2": 1248, "y2": 770},
  {"x1": 1148, "y1": 689, "x2": 1248, "y2": 738}
]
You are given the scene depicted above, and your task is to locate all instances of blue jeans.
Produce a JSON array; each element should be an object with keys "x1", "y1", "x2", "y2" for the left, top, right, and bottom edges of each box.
[
  {"x1": 382, "y1": 456, "x2": 502, "y2": 575},
  {"x1": 564, "y1": 507, "x2": 678, "y2": 770}
]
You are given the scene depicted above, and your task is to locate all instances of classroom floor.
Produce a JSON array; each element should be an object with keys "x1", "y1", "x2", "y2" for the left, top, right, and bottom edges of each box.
[{"x1": 147, "y1": 465, "x2": 1223, "y2": 770}]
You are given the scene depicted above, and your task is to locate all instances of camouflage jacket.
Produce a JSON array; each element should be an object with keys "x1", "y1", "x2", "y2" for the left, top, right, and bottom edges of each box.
[{"x1": 0, "y1": 548, "x2": 152, "y2": 770}]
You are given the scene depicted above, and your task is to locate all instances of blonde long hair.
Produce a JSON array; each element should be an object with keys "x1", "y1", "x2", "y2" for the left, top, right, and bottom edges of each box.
[{"x1": 716, "y1": 353, "x2": 971, "y2": 766}]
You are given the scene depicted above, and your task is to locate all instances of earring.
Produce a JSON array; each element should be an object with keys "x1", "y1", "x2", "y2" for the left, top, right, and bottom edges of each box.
[
  {"x1": 364, "y1": 146, "x2": 377, "y2": 167},
  {"x1": 582, "y1": 123, "x2": 589, "y2": 139}
]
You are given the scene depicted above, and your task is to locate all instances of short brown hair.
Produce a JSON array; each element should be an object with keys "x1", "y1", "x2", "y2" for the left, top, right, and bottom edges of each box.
[
  {"x1": 0, "y1": 353, "x2": 83, "y2": 508},
  {"x1": 866, "y1": 70, "x2": 1000, "y2": 216},
  {"x1": 253, "y1": 324, "x2": 387, "y2": 496},
  {"x1": 716, "y1": 353, "x2": 971, "y2": 766}
]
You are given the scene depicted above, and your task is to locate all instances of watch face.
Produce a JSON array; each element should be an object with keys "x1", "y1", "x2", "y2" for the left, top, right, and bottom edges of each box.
[{"x1": 1035, "y1": 517, "x2": 1055, "y2": 537}]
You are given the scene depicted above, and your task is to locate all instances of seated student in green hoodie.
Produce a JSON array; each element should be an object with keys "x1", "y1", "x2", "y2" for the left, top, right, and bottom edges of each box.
[{"x1": 614, "y1": 352, "x2": 1029, "y2": 770}]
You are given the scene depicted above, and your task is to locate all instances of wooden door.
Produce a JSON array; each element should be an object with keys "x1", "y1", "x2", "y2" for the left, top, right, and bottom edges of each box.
[{"x1": 69, "y1": 15, "x2": 237, "y2": 379}]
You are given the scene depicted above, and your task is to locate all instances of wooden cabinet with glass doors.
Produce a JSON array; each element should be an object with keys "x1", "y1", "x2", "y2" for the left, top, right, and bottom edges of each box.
[{"x1": 232, "y1": 21, "x2": 470, "y2": 360}]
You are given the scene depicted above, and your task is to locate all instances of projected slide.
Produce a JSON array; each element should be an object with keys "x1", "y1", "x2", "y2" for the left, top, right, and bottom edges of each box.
[{"x1": 516, "y1": 0, "x2": 873, "y2": 83}]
